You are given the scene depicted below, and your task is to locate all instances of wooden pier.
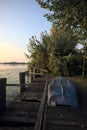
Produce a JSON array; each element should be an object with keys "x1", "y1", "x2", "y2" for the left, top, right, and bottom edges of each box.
[
  {"x1": 0, "y1": 74, "x2": 48, "y2": 130},
  {"x1": 0, "y1": 71, "x2": 87, "y2": 130}
]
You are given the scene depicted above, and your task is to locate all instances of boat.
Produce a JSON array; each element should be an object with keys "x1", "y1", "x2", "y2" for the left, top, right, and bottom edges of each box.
[{"x1": 48, "y1": 77, "x2": 80, "y2": 108}]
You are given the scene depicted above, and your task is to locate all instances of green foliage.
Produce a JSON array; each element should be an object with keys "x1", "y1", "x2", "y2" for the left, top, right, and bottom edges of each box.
[
  {"x1": 36, "y1": 0, "x2": 87, "y2": 35},
  {"x1": 50, "y1": 26, "x2": 77, "y2": 57},
  {"x1": 26, "y1": 26, "x2": 84, "y2": 76},
  {"x1": 46, "y1": 26, "x2": 78, "y2": 76},
  {"x1": 36, "y1": 0, "x2": 87, "y2": 58},
  {"x1": 48, "y1": 55, "x2": 69, "y2": 76},
  {"x1": 35, "y1": 0, "x2": 87, "y2": 76},
  {"x1": 27, "y1": 32, "x2": 50, "y2": 70}
]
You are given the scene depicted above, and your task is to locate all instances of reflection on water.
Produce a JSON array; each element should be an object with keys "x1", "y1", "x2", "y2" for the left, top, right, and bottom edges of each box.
[
  {"x1": 0, "y1": 64, "x2": 28, "y2": 105},
  {"x1": 0, "y1": 64, "x2": 27, "y2": 70},
  {"x1": 0, "y1": 64, "x2": 27, "y2": 83}
]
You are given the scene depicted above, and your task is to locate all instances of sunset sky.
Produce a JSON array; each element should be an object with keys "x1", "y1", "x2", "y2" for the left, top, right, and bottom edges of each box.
[
  {"x1": 0, "y1": 0, "x2": 52, "y2": 62},
  {"x1": 0, "y1": 43, "x2": 27, "y2": 62}
]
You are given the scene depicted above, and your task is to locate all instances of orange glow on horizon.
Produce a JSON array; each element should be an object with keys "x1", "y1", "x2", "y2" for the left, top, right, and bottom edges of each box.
[{"x1": 0, "y1": 43, "x2": 27, "y2": 62}]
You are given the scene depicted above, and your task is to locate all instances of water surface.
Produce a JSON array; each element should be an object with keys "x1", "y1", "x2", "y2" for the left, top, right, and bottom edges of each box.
[{"x1": 0, "y1": 64, "x2": 27, "y2": 105}]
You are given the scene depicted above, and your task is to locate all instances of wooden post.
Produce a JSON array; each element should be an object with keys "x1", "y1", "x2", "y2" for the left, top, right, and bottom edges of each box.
[
  {"x1": 0, "y1": 78, "x2": 6, "y2": 116},
  {"x1": 26, "y1": 71, "x2": 29, "y2": 84},
  {"x1": 33, "y1": 67, "x2": 36, "y2": 80},
  {"x1": 19, "y1": 72, "x2": 25, "y2": 93},
  {"x1": 29, "y1": 69, "x2": 32, "y2": 83}
]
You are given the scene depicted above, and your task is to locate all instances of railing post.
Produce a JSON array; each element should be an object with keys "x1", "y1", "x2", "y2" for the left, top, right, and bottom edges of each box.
[
  {"x1": 0, "y1": 78, "x2": 6, "y2": 116},
  {"x1": 33, "y1": 67, "x2": 36, "y2": 80},
  {"x1": 29, "y1": 69, "x2": 32, "y2": 83},
  {"x1": 19, "y1": 72, "x2": 25, "y2": 93},
  {"x1": 26, "y1": 71, "x2": 29, "y2": 84}
]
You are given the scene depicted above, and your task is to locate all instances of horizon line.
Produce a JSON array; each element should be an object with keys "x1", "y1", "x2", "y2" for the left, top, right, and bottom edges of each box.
[{"x1": 0, "y1": 61, "x2": 27, "y2": 64}]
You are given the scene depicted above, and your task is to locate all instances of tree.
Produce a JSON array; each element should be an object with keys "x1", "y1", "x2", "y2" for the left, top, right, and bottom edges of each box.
[
  {"x1": 26, "y1": 27, "x2": 81, "y2": 76},
  {"x1": 48, "y1": 26, "x2": 78, "y2": 76},
  {"x1": 36, "y1": 0, "x2": 87, "y2": 40},
  {"x1": 26, "y1": 32, "x2": 50, "y2": 70},
  {"x1": 36, "y1": 0, "x2": 87, "y2": 76}
]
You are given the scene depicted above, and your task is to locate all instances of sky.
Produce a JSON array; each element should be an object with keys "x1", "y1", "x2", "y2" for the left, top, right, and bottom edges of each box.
[{"x1": 0, "y1": 0, "x2": 52, "y2": 62}]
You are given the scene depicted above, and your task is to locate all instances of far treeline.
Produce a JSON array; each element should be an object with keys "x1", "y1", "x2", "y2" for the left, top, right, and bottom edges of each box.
[
  {"x1": 26, "y1": 0, "x2": 87, "y2": 77},
  {"x1": 0, "y1": 62, "x2": 27, "y2": 65}
]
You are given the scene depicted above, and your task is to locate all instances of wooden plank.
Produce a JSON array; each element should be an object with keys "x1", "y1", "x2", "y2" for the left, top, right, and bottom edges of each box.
[
  {"x1": 7, "y1": 101, "x2": 39, "y2": 113},
  {"x1": 29, "y1": 72, "x2": 43, "y2": 75},
  {"x1": 21, "y1": 99, "x2": 40, "y2": 102},
  {"x1": 34, "y1": 80, "x2": 48, "y2": 130},
  {"x1": 6, "y1": 83, "x2": 45, "y2": 86},
  {"x1": 0, "y1": 115, "x2": 35, "y2": 126},
  {"x1": 45, "y1": 124, "x2": 87, "y2": 130},
  {"x1": 6, "y1": 83, "x2": 29, "y2": 86},
  {"x1": 46, "y1": 106, "x2": 87, "y2": 122},
  {"x1": 3, "y1": 111, "x2": 37, "y2": 118},
  {"x1": 0, "y1": 127, "x2": 34, "y2": 130},
  {"x1": 20, "y1": 92, "x2": 42, "y2": 100},
  {"x1": 46, "y1": 119, "x2": 87, "y2": 128},
  {"x1": 46, "y1": 113, "x2": 87, "y2": 121}
]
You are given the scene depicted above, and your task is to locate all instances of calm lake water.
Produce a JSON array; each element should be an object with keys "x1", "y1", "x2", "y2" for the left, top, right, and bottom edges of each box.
[{"x1": 0, "y1": 64, "x2": 27, "y2": 105}]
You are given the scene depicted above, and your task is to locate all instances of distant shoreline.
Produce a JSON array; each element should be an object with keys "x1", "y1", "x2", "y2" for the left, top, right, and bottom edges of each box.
[{"x1": 0, "y1": 62, "x2": 27, "y2": 65}]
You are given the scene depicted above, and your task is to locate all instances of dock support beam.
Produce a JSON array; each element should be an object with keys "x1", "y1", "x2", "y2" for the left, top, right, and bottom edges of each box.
[
  {"x1": 19, "y1": 72, "x2": 25, "y2": 93},
  {"x1": 0, "y1": 78, "x2": 6, "y2": 116}
]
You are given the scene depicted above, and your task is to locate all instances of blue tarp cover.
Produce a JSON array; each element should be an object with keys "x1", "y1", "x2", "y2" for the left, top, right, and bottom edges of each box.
[{"x1": 48, "y1": 77, "x2": 80, "y2": 108}]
